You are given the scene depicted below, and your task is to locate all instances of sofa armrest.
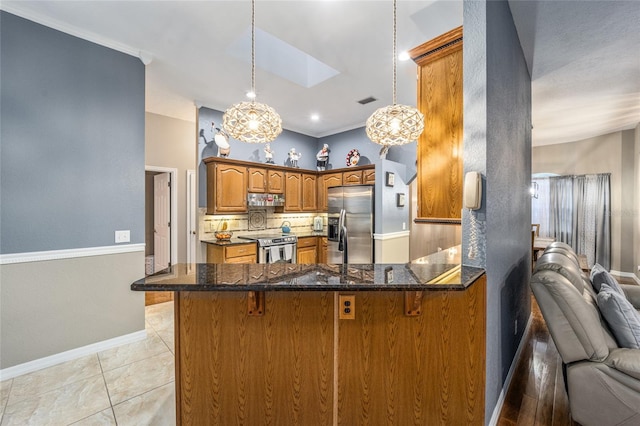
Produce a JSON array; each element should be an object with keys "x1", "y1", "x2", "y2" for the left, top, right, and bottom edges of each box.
[
  {"x1": 605, "y1": 348, "x2": 640, "y2": 380},
  {"x1": 621, "y1": 284, "x2": 640, "y2": 310}
]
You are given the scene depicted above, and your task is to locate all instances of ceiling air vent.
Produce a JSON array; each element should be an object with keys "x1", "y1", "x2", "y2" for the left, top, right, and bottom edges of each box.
[{"x1": 357, "y1": 96, "x2": 377, "y2": 105}]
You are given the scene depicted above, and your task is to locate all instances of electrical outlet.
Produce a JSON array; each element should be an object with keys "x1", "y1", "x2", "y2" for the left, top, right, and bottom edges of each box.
[
  {"x1": 339, "y1": 295, "x2": 355, "y2": 320},
  {"x1": 115, "y1": 230, "x2": 130, "y2": 243}
]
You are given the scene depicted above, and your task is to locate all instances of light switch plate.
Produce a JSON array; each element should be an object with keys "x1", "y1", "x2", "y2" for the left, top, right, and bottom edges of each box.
[{"x1": 115, "y1": 230, "x2": 130, "y2": 243}]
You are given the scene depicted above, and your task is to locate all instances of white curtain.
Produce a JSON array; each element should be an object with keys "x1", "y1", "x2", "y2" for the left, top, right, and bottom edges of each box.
[
  {"x1": 573, "y1": 174, "x2": 611, "y2": 268},
  {"x1": 534, "y1": 174, "x2": 611, "y2": 269}
]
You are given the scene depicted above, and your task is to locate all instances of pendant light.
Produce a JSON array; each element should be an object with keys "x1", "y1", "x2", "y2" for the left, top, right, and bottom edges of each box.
[
  {"x1": 223, "y1": 0, "x2": 282, "y2": 144},
  {"x1": 366, "y1": 0, "x2": 424, "y2": 146}
]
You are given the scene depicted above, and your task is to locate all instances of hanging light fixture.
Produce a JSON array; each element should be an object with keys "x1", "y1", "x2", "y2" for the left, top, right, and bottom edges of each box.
[
  {"x1": 223, "y1": 0, "x2": 282, "y2": 144},
  {"x1": 366, "y1": 0, "x2": 424, "y2": 146}
]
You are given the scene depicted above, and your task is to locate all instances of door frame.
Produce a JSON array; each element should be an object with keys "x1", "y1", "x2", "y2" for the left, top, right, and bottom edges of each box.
[
  {"x1": 186, "y1": 169, "x2": 197, "y2": 264},
  {"x1": 146, "y1": 165, "x2": 178, "y2": 267}
]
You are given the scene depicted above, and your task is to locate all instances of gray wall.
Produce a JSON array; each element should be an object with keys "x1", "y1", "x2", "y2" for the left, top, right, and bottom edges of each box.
[
  {"x1": 463, "y1": 1, "x2": 532, "y2": 423},
  {"x1": 0, "y1": 11, "x2": 145, "y2": 369},
  {"x1": 375, "y1": 159, "x2": 409, "y2": 235},
  {"x1": 532, "y1": 130, "x2": 635, "y2": 273},
  {"x1": 1, "y1": 12, "x2": 145, "y2": 254}
]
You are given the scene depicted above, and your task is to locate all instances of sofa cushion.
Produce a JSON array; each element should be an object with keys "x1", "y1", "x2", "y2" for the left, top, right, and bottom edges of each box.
[
  {"x1": 590, "y1": 263, "x2": 606, "y2": 281},
  {"x1": 597, "y1": 284, "x2": 640, "y2": 349},
  {"x1": 592, "y1": 268, "x2": 624, "y2": 294},
  {"x1": 605, "y1": 348, "x2": 640, "y2": 380},
  {"x1": 535, "y1": 252, "x2": 584, "y2": 293}
]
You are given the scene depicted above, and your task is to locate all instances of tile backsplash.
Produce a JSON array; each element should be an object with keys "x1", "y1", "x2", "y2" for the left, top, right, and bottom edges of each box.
[{"x1": 200, "y1": 208, "x2": 326, "y2": 237}]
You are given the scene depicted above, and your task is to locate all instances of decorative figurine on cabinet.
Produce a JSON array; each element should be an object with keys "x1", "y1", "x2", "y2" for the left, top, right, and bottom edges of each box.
[
  {"x1": 316, "y1": 143, "x2": 330, "y2": 171},
  {"x1": 288, "y1": 148, "x2": 301, "y2": 168},
  {"x1": 264, "y1": 143, "x2": 274, "y2": 164},
  {"x1": 346, "y1": 148, "x2": 360, "y2": 167}
]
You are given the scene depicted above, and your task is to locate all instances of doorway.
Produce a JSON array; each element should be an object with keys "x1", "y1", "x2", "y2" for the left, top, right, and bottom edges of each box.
[{"x1": 145, "y1": 166, "x2": 178, "y2": 305}]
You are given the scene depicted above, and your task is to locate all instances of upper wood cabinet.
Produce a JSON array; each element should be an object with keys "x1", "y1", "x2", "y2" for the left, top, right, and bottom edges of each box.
[
  {"x1": 318, "y1": 172, "x2": 342, "y2": 211},
  {"x1": 343, "y1": 170, "x2": 363, "y2": 185},
  {"x1": 247, "y1": 167, "x2": 267, "y2": 193},
  {"x1": 410, "y1": 26, "x2": 463, "y2": 220},
  {"x1": 205, "y1": 158, "x2": 375, "y2": 213},
  {"x1": 267, "y1": 170, "x2": 284, "y2": 193},
  {"x1": 363, "y1": 169, "x2": 375, "y2": 185},
  {"x1": 206, "y1": 162, "x2": 248, "y2": 214},
  {"x1": 301, "y1": 173, "x2": 317, "y2": 211},
  {"x1": 284, "y1": 172, "x2": 302, "y2": 211}
]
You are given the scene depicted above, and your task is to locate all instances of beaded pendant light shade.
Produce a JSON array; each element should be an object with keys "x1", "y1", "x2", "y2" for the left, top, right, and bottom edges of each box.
[
  {"x1": 366, "y1": 0, "x2": 424, "y2": 146},
  {"x1": 223, "y1": 0, "x2": 282, "y2": 144}
]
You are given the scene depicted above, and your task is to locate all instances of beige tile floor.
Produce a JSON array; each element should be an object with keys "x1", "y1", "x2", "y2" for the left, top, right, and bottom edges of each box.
[{"x1": 0, "y1": 302, "x2": 176, "y2": 425}]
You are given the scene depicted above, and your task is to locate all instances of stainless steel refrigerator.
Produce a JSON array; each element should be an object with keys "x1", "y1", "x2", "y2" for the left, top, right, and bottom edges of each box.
[{"x1": 327, "y1": 185, "x2": 374, "y2": 263}]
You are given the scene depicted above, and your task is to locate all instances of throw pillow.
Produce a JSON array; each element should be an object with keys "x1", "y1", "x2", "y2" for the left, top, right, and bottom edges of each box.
[
  {"x1": 592, "y1": 268, "x2": 624, "y2": 294},
  {"x1": 590, "y1": 263, "x2": 606, "y2": 281},
  {"x1": 597, "y1": 284, "x2": 640, "y2": 349}
]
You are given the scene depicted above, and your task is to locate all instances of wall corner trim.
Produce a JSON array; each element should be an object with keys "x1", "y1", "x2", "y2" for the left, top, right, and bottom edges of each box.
[
  {"x1": 487, "y1": 314, "x2": 533, "y2": 426},
  {"x1": 0, "y1": 329, "x2": 147, "y2": 381},
  {"x1": 0, "y1": 243, "x2": 145, "y2": 265},
  {"x1": 372, "y1": 231, "x2": 410, "y2": 240}
]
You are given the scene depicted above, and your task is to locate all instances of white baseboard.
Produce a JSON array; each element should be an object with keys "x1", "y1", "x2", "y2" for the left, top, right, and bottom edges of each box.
[
  {"x1": 0, "y1": 243, "x2": 145, "y2": 265},
  {"x1": 0, "y1": 329, "x2": 147, "y2": 381},
  {"x1": 610, "y1": 270, "x2": 640, "y2": 285},
  {"x1": 488, "y1": 314, "x2": 533, "y2": 426},
  {"x1": 372, "y1": 230, "x2": 410, "y2": 240}
]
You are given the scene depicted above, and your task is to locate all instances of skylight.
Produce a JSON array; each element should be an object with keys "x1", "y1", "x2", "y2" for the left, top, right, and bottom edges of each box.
[{"x1": 227, "y1": 26, "x2": 340, "y2": 89}]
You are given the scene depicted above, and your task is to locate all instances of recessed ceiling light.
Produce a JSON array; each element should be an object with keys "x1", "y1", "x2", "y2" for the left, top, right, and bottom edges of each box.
[
  {"x1": 311, "y1": 114, "x2": 320, "y2": 121},
  {"x1": 398, "y1": 51, "x2": 410, "y2": 61},
  {"x1": 246, "y1": 91, "x2": 256, "y2": 99}
]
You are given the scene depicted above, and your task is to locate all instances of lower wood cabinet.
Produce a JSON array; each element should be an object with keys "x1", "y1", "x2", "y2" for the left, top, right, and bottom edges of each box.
[
  {"x1": 174, "y1": 274, "x2": 486, "y2": 425},
  {"x1": 318, "y1": 237, "x2": 328, "y2": 263},
  {"x1": 297, "y1": 236, "x2": 318, "y2": 264},
  {"x1": 206, "y1": 243, "x2": 257, "y2": 264}
]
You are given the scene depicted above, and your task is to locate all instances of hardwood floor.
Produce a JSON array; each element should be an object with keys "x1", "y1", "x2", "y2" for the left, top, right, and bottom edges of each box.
[{"x1": 497, "y1": 296, "x2": 578, "y2": 426}]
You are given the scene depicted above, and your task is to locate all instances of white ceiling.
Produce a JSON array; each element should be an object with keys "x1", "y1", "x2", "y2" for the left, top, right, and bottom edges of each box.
[{"x1": 3, "y1": 1, "x2": 639, "y2": 146}]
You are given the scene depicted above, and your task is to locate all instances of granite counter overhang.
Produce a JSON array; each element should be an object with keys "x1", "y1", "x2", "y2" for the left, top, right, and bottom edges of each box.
[{"x1": 131, "y1": 262, "x2": 485, "y2": 292}]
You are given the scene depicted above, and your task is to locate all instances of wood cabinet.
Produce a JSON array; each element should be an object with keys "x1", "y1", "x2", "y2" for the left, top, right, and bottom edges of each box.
[
  {"x1": 173, "y1": 274, "x2": 486, "y2": 425},
  {"x1": 206, "y1": 243, "x2": 257, "y2": 264},
  {"x1": 284, "y1": 172, "x2": 302, "y2": 211},
  {"x1": 363, "y1": 169, "x2": 375, "y2": 184},
  {"x1": 410, "y1": 26, "x2": 463, "y2": 220},
  {"x1": 318, "y1": 237, "x2": 328, "y2": 263},
  {"x1": 297, "y1": 236, "x2": 318, "y2": 264},
  {"x1": 205, "y1": 158, "x2": 375, "y2": 213},
  {"x1": 267, "y1": 169, "x2": 284, "y2": 193},
  {"x1": 247, "y1": 167, "x2": 267, "y2": 193},
  {"x1": 342, "y1": 170, "x2": 363, "y2": 185},
  {"x1": 285, "y1": 172, "x2": 317, "y2": 212},
  {"x1": 206, "y1": 162, "x2": 248, "y2": 214},
  {"x1": 318, "y1": 172, "x2": 342, "y2": 211},
  {"x1": 301, "y1": 173, "x2": 317, "y2": 211}
]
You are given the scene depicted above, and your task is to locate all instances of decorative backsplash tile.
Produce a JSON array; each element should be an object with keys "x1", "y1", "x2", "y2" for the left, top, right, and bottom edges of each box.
[{"x1": 200, "y1": 209, "x2": 326, "y2": 238}]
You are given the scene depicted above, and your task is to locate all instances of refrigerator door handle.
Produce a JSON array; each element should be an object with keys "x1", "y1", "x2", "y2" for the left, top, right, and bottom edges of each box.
[{"x1": 341, "y1": 225, "x2": 348, "y2": 263}]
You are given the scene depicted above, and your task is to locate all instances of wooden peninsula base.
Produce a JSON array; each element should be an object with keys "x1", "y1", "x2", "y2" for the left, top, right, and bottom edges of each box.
[{"x1": 173, "y1": 276, "x2": 486, "y2": 425}]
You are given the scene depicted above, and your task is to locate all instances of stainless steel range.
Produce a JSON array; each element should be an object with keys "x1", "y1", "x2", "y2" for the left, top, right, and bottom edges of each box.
[{"x1": 238, "y1": 234, "x2": 297, "y2": 264}]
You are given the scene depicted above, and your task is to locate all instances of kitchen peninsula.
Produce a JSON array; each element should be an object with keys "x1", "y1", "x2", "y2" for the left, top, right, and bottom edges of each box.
[{"x1": 132, "y1": 252, "x2": 486, "y2": 425}]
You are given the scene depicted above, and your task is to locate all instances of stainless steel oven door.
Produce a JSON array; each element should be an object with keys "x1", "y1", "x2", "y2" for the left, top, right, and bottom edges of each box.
[{"x1": 258, "y1": 243, "x2": 297, "y2": 264}]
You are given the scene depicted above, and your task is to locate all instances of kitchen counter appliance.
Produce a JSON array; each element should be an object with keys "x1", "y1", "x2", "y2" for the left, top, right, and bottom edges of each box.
[
  {"x1": 238, "y1": 234, "x2": 297, "y2": 264},
  {"x1": 327, "y1": 185, "x2": 374, "y2": 264}
]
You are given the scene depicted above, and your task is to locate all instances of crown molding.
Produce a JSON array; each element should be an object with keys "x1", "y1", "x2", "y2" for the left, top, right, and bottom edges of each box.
[{"x1": 0, "y1": 3, "x2": 140, "y2": 58}]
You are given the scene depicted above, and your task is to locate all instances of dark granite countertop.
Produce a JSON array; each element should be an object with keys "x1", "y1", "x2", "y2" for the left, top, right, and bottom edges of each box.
[
  {"x1": 201, "y1": 237, "x2": 257, "y2": 246},
  {"x1": 131, "y1": 262, "x2": 484, "y2": 292}
]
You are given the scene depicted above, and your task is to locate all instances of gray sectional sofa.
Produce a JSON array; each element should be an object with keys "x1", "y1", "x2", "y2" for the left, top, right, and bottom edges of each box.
[{"x1": 530, "y1": 242, "x2": 640, "y2": 426}]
